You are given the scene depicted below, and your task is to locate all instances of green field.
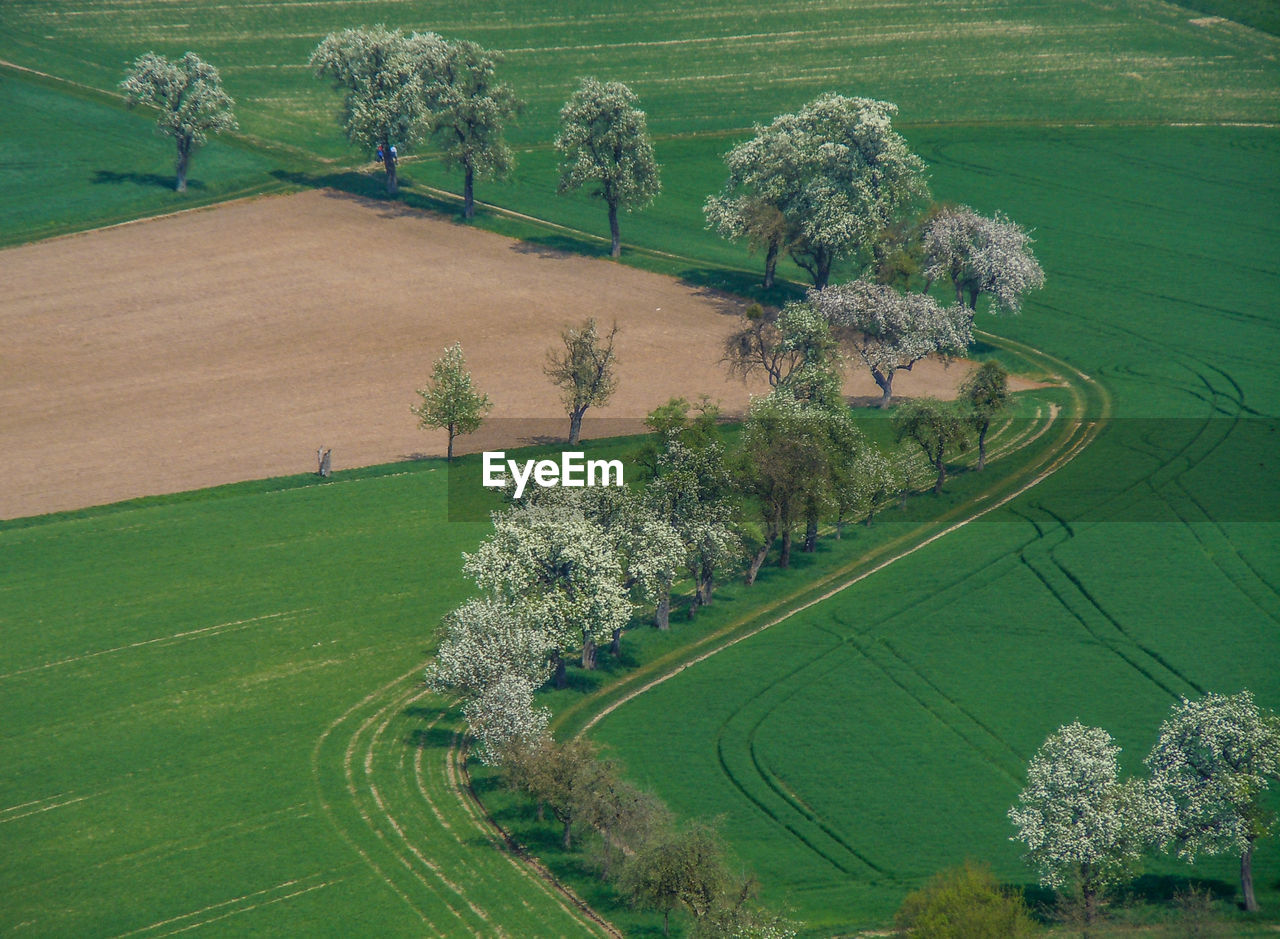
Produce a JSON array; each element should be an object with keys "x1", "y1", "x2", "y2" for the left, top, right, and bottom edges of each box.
[{"x1": 3, "y1": 0, "x2": 1279, "y2": 935}]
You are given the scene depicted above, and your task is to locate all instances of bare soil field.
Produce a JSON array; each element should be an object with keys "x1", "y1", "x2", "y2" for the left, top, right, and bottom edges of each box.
[{"x1": 3, "y1": 190, "x2": 1011, "y2": 519}]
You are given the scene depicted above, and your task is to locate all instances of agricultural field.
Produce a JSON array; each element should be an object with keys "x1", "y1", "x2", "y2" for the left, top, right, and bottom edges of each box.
[{"x1": 1, "y1": 0, "x2": 1278, "y2": 937}]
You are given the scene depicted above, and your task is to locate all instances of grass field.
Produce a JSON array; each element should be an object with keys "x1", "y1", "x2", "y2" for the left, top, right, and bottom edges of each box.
[
  {"x1": 3, "y1": 0, "x2": 1279, "y2": 935},
  {"x1": 588, "y1": 125, "x2": 1280, "y2": 931}
]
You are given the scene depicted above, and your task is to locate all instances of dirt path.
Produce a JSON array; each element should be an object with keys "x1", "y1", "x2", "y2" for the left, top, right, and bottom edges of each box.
[{"x1": 4, "y1": 190, "x2": 1012, "y2": 520}]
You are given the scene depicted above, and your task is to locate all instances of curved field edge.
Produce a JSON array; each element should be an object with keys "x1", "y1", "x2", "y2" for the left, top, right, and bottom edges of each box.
[
  {"x1": 428, "y1": 333, "x2": 1102, "y2": 931},
  {"x1": 311, "y1": 663, "x2": 619, "y2": 937},
  {"x1": 549, "y1": 331, "x2": 1106, "y2": 744}
]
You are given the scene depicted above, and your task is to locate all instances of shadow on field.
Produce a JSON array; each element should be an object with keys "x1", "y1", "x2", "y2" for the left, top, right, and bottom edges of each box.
[
  {"x1": 270, "y1": 168, "x2": 461, "y2": 220},
  {"x1": 511, "y1": 233, "x2": 610, "y2": 259},
  {"x1": 1122, "y1": 874, "x2": 1236, "y2": 906},
  {"x1": 405, "y1": 725, "x2": 455, "y2": 751},
  {"x1": 93, "y1": 169, "x2": 199, "y2": 191},
  {"x1": 678, "y1": 266, "x2": 804, "y2": 306}
]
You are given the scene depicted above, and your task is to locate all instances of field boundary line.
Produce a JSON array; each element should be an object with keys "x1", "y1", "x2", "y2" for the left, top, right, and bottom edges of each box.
[
  {"x1": 572, "y1": 334, "x2": 1108, "y2": 737},
  {"x1": 0, "y1": 609, "x2": 312, "y2": 681}
]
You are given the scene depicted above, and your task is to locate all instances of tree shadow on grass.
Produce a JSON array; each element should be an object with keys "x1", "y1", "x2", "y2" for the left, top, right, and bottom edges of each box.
[
  {"x1": 92, "y1": 169, "x2": 200, "y2": 191},
  {"x1": 1121, "y1": 873, "x2": 1236, "y2": 906},
  {"x1": 405, "y1": 725, "x2": 455, "y2": 750}
]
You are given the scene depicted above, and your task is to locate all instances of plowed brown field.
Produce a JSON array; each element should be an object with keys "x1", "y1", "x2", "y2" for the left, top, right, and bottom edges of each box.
[{"x1": 3, "y1": 190, "x2": 1005, "y2": 519}]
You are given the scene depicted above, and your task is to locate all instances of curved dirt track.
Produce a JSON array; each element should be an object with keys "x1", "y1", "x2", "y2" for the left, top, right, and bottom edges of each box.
[{"x1": 4, "y1": 190, "x2": 995, "y2": 520}]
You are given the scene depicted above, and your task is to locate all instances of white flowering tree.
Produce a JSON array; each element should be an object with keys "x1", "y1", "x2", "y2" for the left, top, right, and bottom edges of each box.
[
  {"x1": 119, "y1": 51, "x2": 237, "y2": 192},
  {"x1": 704, "y1": 94, "x2": 928, "y2": 289},
  {"x1": 411, "y1": 342, "x2": 493, "y2": 461},
  {"x1": 462, "y1": 673, "x2": 550, "y2": 766},
  {"x1": 810, "y1": 280, "x2": 972, "y2": 408},
  {"x1": 534, "y1": 486, "x2": 685, "y2": 639},
  {"x1": 555, "y1": 78, "x2": 660, "y2": 258},
  {"x1": 922, "y1": 205, "x2": 1045, "y2": 314},
  {"x1": 425, "y1": 597, "x2": 554, "y2": 695},
  {"x1": 464, "y1": 501, "x2": 631, "y2": 681},
  {"x1": 1009, "y1": 722, "x2": 1154, "y2": 922},
  {"x1": 1145, "y1": 690, "x2": 1280, "y2": 912},
  {"x1": 310, "y1": 26, "x2": 447, "y2": 194},
  {"x1": 426, "y1": 40, "x2": 523, "y2": 219}
]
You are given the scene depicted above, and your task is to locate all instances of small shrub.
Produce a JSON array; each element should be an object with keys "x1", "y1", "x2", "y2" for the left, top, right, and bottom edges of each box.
[{"x1": 894, "y1": 860, "x2": 1039, "y2": 938}]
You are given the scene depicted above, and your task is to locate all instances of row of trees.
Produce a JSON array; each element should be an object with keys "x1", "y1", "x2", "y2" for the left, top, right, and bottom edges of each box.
[
  {"x1": 501, "y1": 737, "x2": 796, "y2": 937},
  {"x1": 311, "y1": 25, "x2": 658, "y2": 253},
  {"x1": 120, "y1": 31, "x2": 1044, "y2": 308},
  {"x1": 1010, "y1": 691, "x2": 1280, "y2": 922}
]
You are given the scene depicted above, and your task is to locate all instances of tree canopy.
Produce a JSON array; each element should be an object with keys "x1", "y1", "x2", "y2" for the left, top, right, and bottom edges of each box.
[
  {"x1": 555, "y1": 78, "x2": 661, "y2": 257},
  {"x1": 310, "y1": 26, "x2": 447, "y2": 193},
  {"x1": 1009, "y1": 722, "x2": 1154, "y2": 922},
  {"x1": 922, "y1": 205, "x2": 1045, "y2": 314},
  {"x1": 427, "y1": 40, "x2": 522, "y2": 218},
  {"x1": 544, "y1": 318, "x2": 619, "y2": 445},
  {"x1": 1146, "y1": 690, "x2": 1280, "y2": 912},
  {"x1": 119, "y1": 51, "x2": 238, "y2": 192},
  {"x1": 412, "y1": 342, "x2": 493, "y2": 460},
  {"x1": 706, "y1": 94, "x2": 928, "y2": 288},
  {"x1": 810, "y1": 280, "x2": 972, "y2": 408}
]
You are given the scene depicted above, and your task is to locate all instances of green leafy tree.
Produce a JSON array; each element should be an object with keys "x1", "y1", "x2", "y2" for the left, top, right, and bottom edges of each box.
[
  {"x1": 427, "y1": 40, "x2": 523, "y2": 219},
  {"x1": 544, "y1": 318, "x2": 619, "y2": 445},
  {"x1": 960, "y1": 361, "x2": 1010, "y2": 471},
  {"x1": 893, "y1": 397, "x2": 971, "y2": 494},
  {"x1": 705, "y1": 94, "x2": 928, "y2": 289},
  {"x1": 119, "y1": 51, "x2": 237, "y2": 192},
  {"x1": 737, "y1": 394, "x2": 839, "y2": 581},
  {"x1": 511, "y1": 736, "x2": 612, "y2": 850},
  {"x1": 894, "y1": 861, "x2": 1038, "y2": 938},
  {"x1": 648, "y1": 437, "x2": 740, "y2": 616},
  {"x1": 411, "y1": 342, "x2": 493, "y2": 461},
  {"x1": 619, "y1": 823, "x2": 731, "y2": 937},
  {"x1": 310, "y1": 26, "x2": 447, "y2": 194},
  {"x1": 1146, "y1": 690, "x2": 1280, "y2": 913},
  {"x1": 555, "y1": 78, "x2": 661, "y2": 258}
]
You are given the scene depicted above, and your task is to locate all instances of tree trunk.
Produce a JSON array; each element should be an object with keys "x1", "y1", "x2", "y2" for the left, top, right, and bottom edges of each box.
[
  {"x1": 463, "y1": 164, "x2": 475, "y2": 219},
  {"x1": 654, "y1": 592, "x2": 670, "y2": 630},
  {"x1": 608, "y1": 200, "x2": 621, "y2": 258},
  {"x1": 813, "y1": 250, "x2": 832, "y2": 290},
  {"x1": 934, "y1": 454, "x2": 946, "y2": 494},
  {"x1": 175, "y1": 136, "x2": 192, "y2": 192},
  {"x1": 568, "y1": 407, "x2": 585, "y2": 446},
  {"x1": 552, "y1": 650, "x2": 567, "y2": 689},
  {"x1": 581, "y1": 629, "x2": 597, "y2": 670},
  {"x1": 804, "y1": 511, "x2": 818, "y2": 552},
  {"x1": 779, "y1": 529, "x2": 792, "y2": 568},
  {"x1": 562, "y1": 818, "x2": 572, "y2": 850},
  {"x1": 610, "y1": 626, "x2": 622, "y2": 656},
  {"x1": 447, "y1": 427, "x2": 456, "y2": 462},
  {"x1": 967, "y1": 286, "x2": 980, "y2": 310},
  {"x1": 954, "y1": 282, "x2": 964, "y2": 305},
  {"x1": 763, "y1": 238, "x2": 779, "y2": 289},
  {"x1": 977, "y1": 422, "x2": 989, "y2": 471},
  {"x1": 872, "y1": 368, "x2": 893, "y2": 409},
  {"x1": 663, "y1": 909, "x2": 670, "y2": 938},
  {"x1": 746, "y1": 541, "x2": 772, "y2": 585},
  {"x1": 383, "y1": 145, "x2": 398, "y2": 195},
  {"x1": 697, "y1": 563, "x2": 714, "y2": 606},
  {"x1": 1242, "y1": 840, "x2": 1258, "y2": 912}
]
